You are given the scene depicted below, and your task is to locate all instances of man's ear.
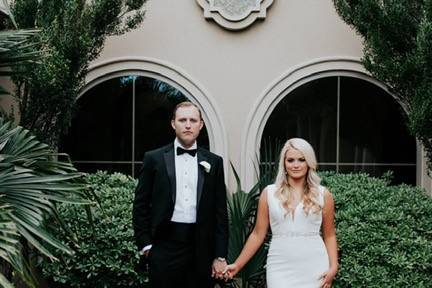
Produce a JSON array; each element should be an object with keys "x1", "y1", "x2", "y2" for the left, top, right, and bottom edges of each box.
[
  {"x1": 171, "y1": 120, "x2": 176, "y2": 130},
  {"x1": 199, "y1": 120, "x2": 204, "y2": 130}
]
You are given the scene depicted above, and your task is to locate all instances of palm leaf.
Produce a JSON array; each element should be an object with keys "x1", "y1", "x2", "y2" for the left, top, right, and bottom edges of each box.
[
  {"x1": 0, "y1": 118, "x2": 90, "y2": 286},
  {"x1": 226, "y1": 163, "x2": 267, "y2": 288},
  {"x1": 0, "y1": 29, "x2": 39, "y2": 96},
  {"x1": 0, "y1": 273, "x2": 14, "y2": 288},
  {"x1": 226, "y1": 139, "x2": 281, "y2": 287},
  {"x1": 0, "y1": 0, "x2": 16, "y2": 27}
]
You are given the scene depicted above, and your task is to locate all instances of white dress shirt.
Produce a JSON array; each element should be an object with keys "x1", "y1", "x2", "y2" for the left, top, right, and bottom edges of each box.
[{"x1": 171, "y1": 138, "x2": 198, "y2": 223}]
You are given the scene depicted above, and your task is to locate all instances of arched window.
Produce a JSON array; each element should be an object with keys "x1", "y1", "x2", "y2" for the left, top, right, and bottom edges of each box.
[
  {"x1": 261, "y1": 76, "x2": 416, "y2": 185},
  {"x1": 60, "y1": 75, "x2": 209, "y2": 177}
]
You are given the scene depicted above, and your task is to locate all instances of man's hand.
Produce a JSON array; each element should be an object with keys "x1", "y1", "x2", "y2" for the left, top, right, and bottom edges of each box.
[{"x1": 211, "y1": 258, "x2": 227, "y2": 279}]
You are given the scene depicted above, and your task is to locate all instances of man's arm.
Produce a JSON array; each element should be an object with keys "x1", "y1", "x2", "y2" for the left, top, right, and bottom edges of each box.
[
  {"x1": 211, "y1": 156, "x2": 229, "y2": 279},
  {"x1": 213, "y1": 156, "x2": 228, "y2": 258},
  {"x1": 132, "y1": 152, "x2": 154, "y2": 251}
]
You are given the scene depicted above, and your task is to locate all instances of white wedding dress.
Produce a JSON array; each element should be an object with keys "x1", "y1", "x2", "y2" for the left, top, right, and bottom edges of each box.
[{"x1": 266, "y1": 184, "x2": 329, "y2": 288}]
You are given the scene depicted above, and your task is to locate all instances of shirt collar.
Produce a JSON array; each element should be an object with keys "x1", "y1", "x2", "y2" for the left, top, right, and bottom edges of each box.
[{"x1": 174, "y1": 138, "x2": 197, "y2": 151}]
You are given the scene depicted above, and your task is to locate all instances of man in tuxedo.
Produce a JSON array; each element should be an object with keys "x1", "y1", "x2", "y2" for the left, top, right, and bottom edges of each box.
[{"x1": 133, "y1": 101, "x2": 228, "y2": 288}]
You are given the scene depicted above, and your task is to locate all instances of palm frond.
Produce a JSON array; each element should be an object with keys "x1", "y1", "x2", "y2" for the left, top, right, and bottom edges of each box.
[
  {"x1": 0, "y1": 29, "x2": 39, "y2": 96},
  {"x1": 226, "y1": 139, "x2": 281, "y2": 287},
  {"x1": 0, "y1": 118, "x2": 90, "y2": 286},
  {"x1": 0, "y1": 0, "x2": 16, "y2": 27},
  {"x1": 227, "y1": 163, "x2": 267, "y2": 287}
]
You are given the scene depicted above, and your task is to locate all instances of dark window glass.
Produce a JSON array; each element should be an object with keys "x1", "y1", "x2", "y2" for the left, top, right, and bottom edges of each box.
[
  {"x1": 339, "y1": 165, "x2": 416, "y2": 185},
  {"x1": 134, "y1": 77, "x2": 209, "y2": 161},
  {"x1": 261, "y1": 77, "x2": 338, "y2": 163},
  {"x1": 60, "y1": 76, "x2": 209, "y2": 177},
  {"x1": 61, "y1": 77, "x2": 133, "y2": 162},
  {"x1": 319, "y1": 165, "x2": 337, "y2": 172},
  {"x1": 73, "y1": 162, "x2": 133, "y2": 176},
  {"x1": 339, "y1": 77, "x2": 416, "y2": 164},
  {"x1": 260, "y1": 76, "x2": 416, "y2": 185}
]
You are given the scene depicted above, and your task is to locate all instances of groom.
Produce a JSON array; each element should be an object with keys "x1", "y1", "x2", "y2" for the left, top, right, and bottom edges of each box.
[{"x1": 133, "y1": 101, "x2": 228, "y2": 288}]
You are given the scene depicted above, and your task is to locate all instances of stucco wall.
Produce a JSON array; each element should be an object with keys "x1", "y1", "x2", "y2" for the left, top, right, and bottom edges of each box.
[{"x1": 86, "y1": 0, "x2": 431, "y2": 192}]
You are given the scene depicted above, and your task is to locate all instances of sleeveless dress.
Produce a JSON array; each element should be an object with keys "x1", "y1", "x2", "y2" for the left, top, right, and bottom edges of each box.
[{"x1": 266, "y1": 184, "x2": 329, "y2": 288}]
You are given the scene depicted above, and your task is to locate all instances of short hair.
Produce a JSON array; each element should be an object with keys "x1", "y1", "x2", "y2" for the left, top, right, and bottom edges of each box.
[{"x1": 172, "y1": 101, "x2": 203, "y2": 120}]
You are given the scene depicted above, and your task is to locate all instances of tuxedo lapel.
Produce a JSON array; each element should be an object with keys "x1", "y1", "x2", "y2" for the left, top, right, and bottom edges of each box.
[
  {"x1": 197, "y1": 149, "x2": 208, "y2": 207},
  {"x1": 163, "y1": 144, "x2": 176, "y2": 204}
]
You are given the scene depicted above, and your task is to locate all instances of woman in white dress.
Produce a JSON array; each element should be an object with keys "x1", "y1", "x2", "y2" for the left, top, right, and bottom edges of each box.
[{"x1": 223, "y1": 138, "x2": 338, "y2": 288}]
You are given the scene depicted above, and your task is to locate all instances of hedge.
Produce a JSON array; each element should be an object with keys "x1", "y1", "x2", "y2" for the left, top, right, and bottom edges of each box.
[
  {"x1": 40, "y1": 171, "x2": 148, "y2": 287},
  {"x1": 40, "y1": 171, "x2": 432, "y2": 287},
  {"x1": 322, "y1": 172, "x2": 432, "y2": 287}
]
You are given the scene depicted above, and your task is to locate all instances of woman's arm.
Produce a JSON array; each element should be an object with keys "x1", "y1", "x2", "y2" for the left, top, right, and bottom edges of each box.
[
  {"x1": 223, "y1": 188, "x2": 270, "y2": 278},
  {"x1": 320, "y1": 189, "x2": 338, "y2": 287}
]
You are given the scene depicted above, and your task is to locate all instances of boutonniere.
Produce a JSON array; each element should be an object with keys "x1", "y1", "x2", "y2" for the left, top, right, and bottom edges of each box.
[{"x1": 199, "y1": 161, "x2": 211, "y2": 173}]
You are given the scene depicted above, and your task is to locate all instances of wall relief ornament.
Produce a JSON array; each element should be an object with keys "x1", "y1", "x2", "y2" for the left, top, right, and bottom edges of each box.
[{"x1": 196, "y1": 0, "x2": 274, "y2": 30}]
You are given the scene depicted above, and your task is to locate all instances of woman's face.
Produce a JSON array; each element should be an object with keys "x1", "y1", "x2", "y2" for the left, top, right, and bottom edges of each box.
[{"x1": 284, "y1": 148, "x2": 309, "y2": 180}]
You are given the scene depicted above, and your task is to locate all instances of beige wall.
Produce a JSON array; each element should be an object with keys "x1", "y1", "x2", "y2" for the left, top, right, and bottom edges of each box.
[{"x1": 85, "y1": 0, "x2": 430, "y2": 193}]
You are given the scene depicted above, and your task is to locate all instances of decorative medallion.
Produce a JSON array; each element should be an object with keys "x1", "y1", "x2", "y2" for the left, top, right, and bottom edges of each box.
[{"x1": 197, "y1": 0, "x2": 274, "y2": 30}]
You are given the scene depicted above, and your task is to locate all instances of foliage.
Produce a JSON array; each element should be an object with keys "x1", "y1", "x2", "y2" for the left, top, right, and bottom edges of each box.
[
  {"x1": 0, "y1": 29, "x2": 38, "y2": 97},
  {"x1": 332, "y1": 0, "x2": 432, "y2": 171},
  {"x1": 0, "y1": 117, "x2": 88, "y2": 288},
  {"x1": 10, "y1": 0, "x2": 147, "y2": 147},
  {"x1": 40, "y1": 171, "x2": 148, "y2": 287},
  {"x1": 322, "y1": 172, "x2": 432, "y2": 287},
  {"x1": 0, "y1": 1, "x2": 39, "y2": 117},
  {"x1": 224, "y1": 163, "x2": 268, "y2": 288}
]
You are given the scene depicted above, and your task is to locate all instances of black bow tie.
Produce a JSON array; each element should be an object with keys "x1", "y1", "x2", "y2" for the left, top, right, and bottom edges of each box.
[{"x1": 176, "y1": 147, "x2": 197, "y2": 157}]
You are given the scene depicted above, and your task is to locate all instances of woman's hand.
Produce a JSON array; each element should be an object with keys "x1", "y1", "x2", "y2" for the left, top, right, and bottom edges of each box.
[
  {"x1": 319, "y1": 266, "x2": 337, "y2": 288},
  {"x1": 222, "y1": 263, "x2": 240, "y2": 281}
]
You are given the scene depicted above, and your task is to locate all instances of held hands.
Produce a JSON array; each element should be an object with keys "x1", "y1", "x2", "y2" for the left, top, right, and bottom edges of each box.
[
  {"x1": 319, "y1": 267, "x2": 337, "y2": 288},
  {"x1": 222, "y1": 263, "x2": 240, "y2": 281},
  {"x1": 142, "y1": 249, "x2": 150, "y2": 258},
  {"x1": 212, "y1": 258, "x2": 227, "y2": 280}
]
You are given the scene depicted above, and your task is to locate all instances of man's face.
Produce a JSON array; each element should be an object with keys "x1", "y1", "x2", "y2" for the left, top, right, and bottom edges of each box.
[{"x1": 171, "y1": 106, "x2": 203, "y2": 148}]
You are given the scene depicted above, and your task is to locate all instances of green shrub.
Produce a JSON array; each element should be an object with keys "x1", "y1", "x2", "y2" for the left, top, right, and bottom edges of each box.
[
  {"x1": 40, "y1": 171, "x2": 148, "y2": 287},
  {"x1": 322, "y1": 172, "x2": 432, "y2": 287}
]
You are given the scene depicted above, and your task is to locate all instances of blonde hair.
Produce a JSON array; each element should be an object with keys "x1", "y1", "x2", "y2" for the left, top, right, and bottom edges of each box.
[{"x1": 274, "y1": 138, "x2": 322, "y2": 215}]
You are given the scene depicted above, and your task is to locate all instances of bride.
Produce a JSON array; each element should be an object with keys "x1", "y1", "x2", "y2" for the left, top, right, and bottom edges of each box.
[{"x1": 223, "y1": 138, "x2": 338, "y2": 288}]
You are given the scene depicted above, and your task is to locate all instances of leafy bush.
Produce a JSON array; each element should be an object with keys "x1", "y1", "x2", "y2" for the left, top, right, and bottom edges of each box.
[
  {"x1": 40, "y1": 171, "x2": 148, "y2": 287},
  {"x1": 39, "y1": 170, "x2": 432, "y2": 287},
  {"x1": 322, "y1": 172, "x2": 432, "y2": 287}
]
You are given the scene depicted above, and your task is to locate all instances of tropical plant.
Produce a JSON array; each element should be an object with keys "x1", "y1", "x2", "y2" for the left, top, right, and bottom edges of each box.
[
  {"x1": 0, "y1": 29, "x2": 38, "y2": 98},
  {"x1": 223, "y1": 163, "x2": 268, "y2": 288},
  {"x1": 333, "y1": 0, "x2": 432, "y2": 171},
  {"x1": 10, "y1": 0, "x2": 147, "y2": 147},
  {"x1": 0, "y1": 0, "x2": 39, "y2": 109},
  {"x1": 0, "y1": 118, "x2": 88, "y2": 288}
]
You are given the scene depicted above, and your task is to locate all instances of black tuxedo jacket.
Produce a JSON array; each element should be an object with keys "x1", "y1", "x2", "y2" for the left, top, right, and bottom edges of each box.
[{"x1": 132, "y1": 143, "x2": 228, "y2": 273}]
